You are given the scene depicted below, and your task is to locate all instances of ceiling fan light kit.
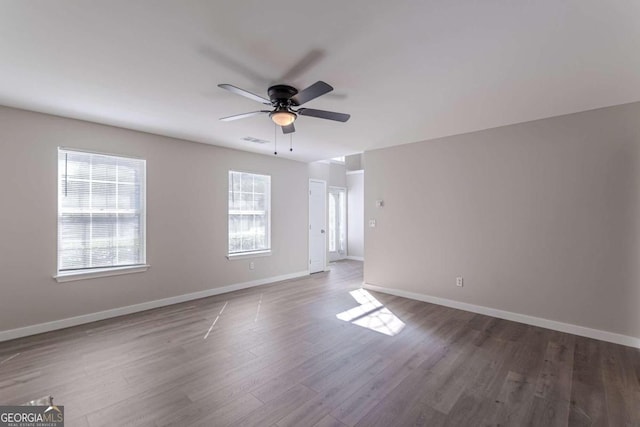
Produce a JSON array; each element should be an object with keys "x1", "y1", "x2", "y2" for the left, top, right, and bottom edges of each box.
[{"x1": 270, "y1": 109, "x2": 296, "y2": 126}]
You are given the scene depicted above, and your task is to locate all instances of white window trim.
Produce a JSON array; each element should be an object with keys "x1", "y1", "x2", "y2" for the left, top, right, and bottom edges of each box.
[
  {"x1": 58, "y1": 146, "x2": 146, "y2": 159},
  {"x1": 56, "y1": 147, "x2": 148, "y2": 278},
  {"x1": 226, "y1": 250, "x2": 272, "y2": 260},
  {"x1": 228, "y1": 170, "x2": 271, "y2": 257},
  {"x1": 54, "y1": 264, "x2": 150, "y2": 283}
]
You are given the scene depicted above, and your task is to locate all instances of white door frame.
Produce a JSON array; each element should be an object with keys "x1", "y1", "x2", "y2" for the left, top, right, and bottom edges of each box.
[{"x1": 309, "y1": 179, "x2": 327, "y2": 273}]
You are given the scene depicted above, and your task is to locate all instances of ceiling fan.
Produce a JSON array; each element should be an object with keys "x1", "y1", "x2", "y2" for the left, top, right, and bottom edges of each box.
[{"x1": 218, "y1": 81, "x2": 350, "y2": 134}]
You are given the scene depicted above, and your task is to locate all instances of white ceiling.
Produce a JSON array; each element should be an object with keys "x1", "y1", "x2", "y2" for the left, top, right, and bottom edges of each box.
[{"x1": 1, "y1": 1, "x2": 639, "y2": 162}]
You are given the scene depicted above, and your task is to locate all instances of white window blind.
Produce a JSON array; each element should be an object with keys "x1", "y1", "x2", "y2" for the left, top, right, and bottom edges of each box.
[
  {"x1": 228, "y1": 171, "x2": 271, "y2": 255},
  {"x1": 57, "y1": 148, "x2": 146, "y2": 272}
]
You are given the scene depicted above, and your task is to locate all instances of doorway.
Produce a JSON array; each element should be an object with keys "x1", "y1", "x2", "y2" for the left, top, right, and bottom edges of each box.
[
  {"x1": 309, "y1": 179, "x2": 326, "y2": 273},
  {"x1": 328, "y1": 186, "x2": 347, "y2": 262}
]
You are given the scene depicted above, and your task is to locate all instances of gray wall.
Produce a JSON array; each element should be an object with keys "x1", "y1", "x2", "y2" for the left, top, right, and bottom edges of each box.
[
  {"x1": 345, "y1": 153, "x2": 364, "y2": 172},
  {"x1": 365, "y1": 102, "x2": 640, "y2": 339},
  {"x1": 308, "y1": 161, "x2": 347, "y2": 188},
  {"x1": 347, "y1": 172, "x2": 364, "y2": 259},
  {"x1": 0, "y1": 106, "x2": 309, "y2": 332}
]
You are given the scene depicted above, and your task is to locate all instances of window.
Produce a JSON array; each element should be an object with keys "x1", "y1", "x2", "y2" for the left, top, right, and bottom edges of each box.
[
  {"x1": 328, "y1": 187, "x2": 346, "y2": 256},
  {"x1": 57, "y1": 148, "x2": 146, "y2": 276},
  {"x1": 228, "y1": 171, "x2": 271, "y2": 256}
]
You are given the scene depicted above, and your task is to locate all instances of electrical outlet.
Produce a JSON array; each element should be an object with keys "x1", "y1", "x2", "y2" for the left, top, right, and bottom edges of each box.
[
  {"x1": 249, "y1": 261, "x2": 255, "y2": 270},
  {"x1": 369, "y1": 219, "x2": 376, "y2": 228},
  {"x1": 456, "y1": 276, "x2": 463, "y2": 287}
]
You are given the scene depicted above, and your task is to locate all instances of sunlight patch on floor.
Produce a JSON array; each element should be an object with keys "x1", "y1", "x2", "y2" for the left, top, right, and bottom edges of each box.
[
  {"x1": 336, "y1": 289, "x2": 405, "y2": 336},
  {"x1": 204, "y1": 301, "x2": 228, "y2": 339}
]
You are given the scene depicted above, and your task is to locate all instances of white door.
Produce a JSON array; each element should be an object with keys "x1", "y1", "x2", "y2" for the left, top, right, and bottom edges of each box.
[
  {"x1": 309, "y1": 179, "x2": 326, "y2": 273},
  {"x1": 328, "y1": 187, "x2": 347, "y2": 262}
]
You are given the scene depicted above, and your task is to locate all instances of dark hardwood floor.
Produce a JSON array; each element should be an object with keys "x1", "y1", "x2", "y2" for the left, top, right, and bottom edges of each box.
[{"x1": 1, "y1": 260, "x2": 639, "y2": 426}]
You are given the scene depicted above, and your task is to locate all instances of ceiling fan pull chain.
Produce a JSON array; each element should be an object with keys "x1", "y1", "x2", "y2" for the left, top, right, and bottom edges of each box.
[
  {"x1": 290, "y1": 133, "x2": 293, "y2": 152},
  {"x1": 274, "y1": 124, "x2": 278, "y2": 155}
]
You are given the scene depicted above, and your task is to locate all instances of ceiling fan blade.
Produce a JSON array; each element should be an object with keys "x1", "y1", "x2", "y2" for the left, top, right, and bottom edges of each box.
[
  {"x1": 218, "y1": 84, "x2": 271, "y2": 105},
  {"x1": 220, "y1": 111, "x2": 270, "y2": 121},
  {"x1": 282, "y1": 123, "x2": 296, "y2": 134},
  {"x1": 278, "y1": 49, "x2": 325, "y2": 83},
  {"x1": 200, "y1": 46, "x2": 271, "y2": 86},
  {"x1": 292, "y1": 81, "x2": 333, "y2": 106},
  {"x1": 298, "y1": 108, "x2": 350, "y2": 122}
]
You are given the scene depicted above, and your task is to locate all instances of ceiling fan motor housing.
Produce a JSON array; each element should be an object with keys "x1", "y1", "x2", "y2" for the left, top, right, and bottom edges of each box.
[{"x1": 268, "y1": 85, "x2": 299, "y2": 106}]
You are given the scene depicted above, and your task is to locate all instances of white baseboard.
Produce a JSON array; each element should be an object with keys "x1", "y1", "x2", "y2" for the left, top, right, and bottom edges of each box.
[
  {"x1": 363, "y1": 282, "x2": 640, "y2": 349},
  {"x1": 346, "y1": 256, "x2": 364, "y2": 261},
  {"x1": 0, "y1": 271, "x2": 309, "y2": 343}
]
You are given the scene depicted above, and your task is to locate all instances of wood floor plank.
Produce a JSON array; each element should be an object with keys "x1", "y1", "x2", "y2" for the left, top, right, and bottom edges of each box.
[
  {"x1": 487, "y1": 370, "x2": 538, "y2": 426},
  {"x1": 330, "y1": 335, "x2": 448, "y2": 425},
  {"x1": 528, "y1": 336, "x2": 575, "y2": 427},
  {"x1": 568, "y1": 337, "x2": 608, "y2": 426},
  {"x1": 313, "y1": 414, "x2": 347, "y2": 427},
  {"x1": 86, "y1": 388, "x2": 192, "y2": 427},
  {"x1": 0, "y1": 260, "x2": 639, "y2": 426},
  {"x1": 351, "y1": 329, "x2": 474, "y2": 427},
  {"x1": 190, "y1": 393, "x2": 264, "y2": 427},
  {"x1": 239, "y1": 384, "x2": 317, "y2": 427},
  {"x1": 275, "y1": 395, "x2": 333, "y2": 427},
  {"x1": 601, "y1": 341, "x2": 640, "y2": 426}
]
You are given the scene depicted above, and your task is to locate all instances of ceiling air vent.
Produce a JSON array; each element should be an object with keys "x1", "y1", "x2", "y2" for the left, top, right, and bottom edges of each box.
[{"x1": 242, "y1": 136, "x2": 270, "y2": 144}]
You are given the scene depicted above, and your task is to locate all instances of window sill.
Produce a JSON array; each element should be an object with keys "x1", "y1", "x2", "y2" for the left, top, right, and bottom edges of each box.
[
  {"x1": 227, "y1": 250, "x2": 272, "y2": 260},
  {"x1": 54, "y1": 264, "x2": 150, "y2": 283}
]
